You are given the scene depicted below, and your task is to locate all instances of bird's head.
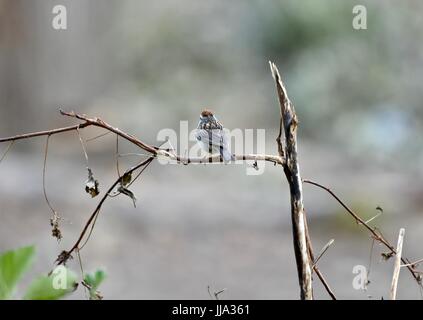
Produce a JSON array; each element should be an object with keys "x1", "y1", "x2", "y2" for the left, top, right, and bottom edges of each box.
[
  {"x1": 200, "y1": 109, "x2": 213, "y2": 117},
  {"x1": 200, "y1": 109, "x2": 215, "y2": 122}
]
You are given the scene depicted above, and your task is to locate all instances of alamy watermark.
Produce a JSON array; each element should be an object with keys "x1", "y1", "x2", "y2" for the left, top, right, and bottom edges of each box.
[
  {"x1": 352, "y1": 5, "x2": 367, "y2": 30},
  {"x1": 157, "y1": 121, "x2": 267, "y2": 175},
  {"x1": 352, "y1": 265, "x2": 370, "y2": 290},
  {"x1": 51, "y1": 265, "x2": 68, "y2": 289},
  {"x1": 52, "y1": 5, "x2": 67, "y2": 30}
]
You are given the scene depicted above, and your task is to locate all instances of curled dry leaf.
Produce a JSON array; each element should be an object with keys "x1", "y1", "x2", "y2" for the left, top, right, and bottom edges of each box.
[
  {"x1": 81, "y1": 281, "x2": 103, "y2": 300},
  {"x1": 381, "y1": 252, "x2": 394, "y2": 261},
  {"x1": 85, "y1": 168, "x2": 99, "y2": 198},
  {"x1": 55, "y1": 250, "x2": 73, "y2": 266},
  {"x1": 50, "y1": 211, "x2": 62, "y2": 241},
  {"x1": 118, "y1": 185, "x2": 136, "y2": 208},
  {"x1": 120, "y1": 171, "x2": 132, "y2": 186}
]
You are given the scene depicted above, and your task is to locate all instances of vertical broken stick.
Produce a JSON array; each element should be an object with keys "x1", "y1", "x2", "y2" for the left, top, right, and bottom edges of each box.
[
  {"x1": 270, "y1": 61, "x2": 313, "y2": 300},
  {"x1": 390, "y1": 228, "x2": 405, "y2": 300}
]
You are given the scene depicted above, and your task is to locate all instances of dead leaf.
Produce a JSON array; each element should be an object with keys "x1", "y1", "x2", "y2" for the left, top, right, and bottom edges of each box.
[
  {"x1": 85, "y1": 168, "x2": 99, "y2": 198},
  {"x1": 118, "y1": 185, "x2": 136, "y2": 208}
]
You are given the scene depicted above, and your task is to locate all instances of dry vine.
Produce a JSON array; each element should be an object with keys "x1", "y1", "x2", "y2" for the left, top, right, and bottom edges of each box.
[{"x1": 1, "y1": 61, "x2": 422, "y2": 299}]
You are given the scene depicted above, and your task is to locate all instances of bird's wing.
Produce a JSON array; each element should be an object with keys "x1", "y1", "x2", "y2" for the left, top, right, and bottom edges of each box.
[{"x1": 194, "y1": 129, "x2": 225, "y2": 147}]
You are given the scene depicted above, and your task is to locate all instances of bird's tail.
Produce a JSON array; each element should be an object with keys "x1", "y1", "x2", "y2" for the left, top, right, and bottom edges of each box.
[{"x1": 220, "y1": 146, "x2": 235, "y2": 163}]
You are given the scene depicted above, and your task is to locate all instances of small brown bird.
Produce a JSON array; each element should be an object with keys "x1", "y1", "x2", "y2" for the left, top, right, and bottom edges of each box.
[{"x1": 194, "y1": 109, "x2": 233, "y2": 163}]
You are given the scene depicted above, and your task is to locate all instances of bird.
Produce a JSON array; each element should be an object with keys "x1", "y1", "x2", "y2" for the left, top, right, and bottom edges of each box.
[{"x1": 194, "y1": 109, "x2": 234, "y2": 163}]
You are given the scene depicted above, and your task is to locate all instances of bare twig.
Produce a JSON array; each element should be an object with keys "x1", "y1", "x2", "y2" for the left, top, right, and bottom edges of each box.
[
  {"x1": 118, "y1": 153, "x2": 150, "y2": 158},
  {"x1": 390, "y1": 228, "x2": 405, "y2": 300},
  {"x1": 0, "y1": 122, "x2": 91, "y2": 143},
  {"x1": 0, "y1": 141, "x2": 14, "y2": 163},
  {"x1": 56, "y1": 157, "x2": 154, "y2": 265},
  {"x1": 312, "y1": 239, "x2": 335, "y2": 268},
  {"x1": 303, "y1": 213, "x2": 336, "y2": 300},
  {"x1": 214, "y1": 288, "x2": 226, "y2": 300},
  {"x1": 207, "y1": 285, "x2": 226, "y2": 300},
  {"x1": 115, "y1": 134, "x2": 121, "y2": 177},
  {"x1": 0, "y1": 110, "x2": 284, "y2": 166},
  {"x1": 401, "y1": 258, "x2": 423, "y2": 268},
  {"x1": 76, "y1": 248, "x2": 89, "y2": 299},
  {"x1": 81, "y1": 158, "x2": 153, "y2": 249},
  {"x1": 303, "y1": 179, "x2": 422, "y2": 288},
  {"x1": 365, "y1": 207, "x2": 383, "y2": 224},
  {"x1": 207, "y1": 286, "x2": 213, "y2": 300},
  {"x1": 86, "y1": 131, "x2": 111, "y2": 142},
  {"x1": 270, "y1": 61, "x2": 312, "y2": 300},
  {"x1": 366, "y1": 239, "x2": 375, "y2": 287},
  {"x1": 43, "y1": 135, "x2": 62, "y2": 241},
  {"x1": 76, "y1": 127, "x2": 89, "y2": 166}
]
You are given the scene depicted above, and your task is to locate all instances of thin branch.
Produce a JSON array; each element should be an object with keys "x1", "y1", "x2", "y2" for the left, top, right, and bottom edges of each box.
[
  {"x1": 59, "y1": 110, "x2": 169, "y2": 156},
  {"x1": 79, "y1": 156, "x2": 154, "y2": 251},
  {"x1": 57, "y1": 157, "x2": 154, "y2": 264},
  {"x1": 390, "y1": 228, "x2": 405, "y2": 300},
  {"x1": 115, "y1": 134, "x2": 121, "y2": 177},
  {"x1": 80, "y1": 157, "x2": 153, "y2": 248},
  {"x1": 303, "y1": 212, "x2": 337, "y2": 300},
  {"x1": 214, "y1": 288, "x2": 226, "y2": 300},
  {"x1": 76, "y1": 127, "x2": 89, "y2": 166},
  {"x1": 0, "y1": 141, "x2": 14, "y2": 163},
  {"x1": 86, "y1": 131, "x2": 111, "y2": 142},
  {"x1": 76, "y1": 248, "x2": 89, "y2": 299},
  {"x1": 401, "y1": 258, "x2": 423, "y2": 268},
  {"x1": 366, "y1": 239, "x2": 375, "y2": 286},
  {"x1": 42, "y1": 135, "x2": 57, "y2": 215},
  {"x1": 365, "y1": 207, "x2": 383, "y2": 224},
  {"x1": 207, "y1": 285, "x2": 226, "y2": 300},
  {"x1": 303, "y1": 179, "x2": 422, "y2": 287},
  {"x1": 118, "y1": 153, "x2": 151, "y2": 158},
  {"x1": 126, "y1": 157, "x2": 154, "y2": 188},
  {"x1": 0, "y1": 122, "x2": 90, "y2": 143},
  {"x1": 0, "y1": 110, "x2": 284, "y2": 166},
  {"x1": 43, "y1": 135, "x2": 62, "y2": 241},
  {"x1": 78, "y1": 207, "x2": 101, "y2": 251},
  {"x1": 43, "y1": 136, "x2": 56, "y2": 214},
  {"x1": 312, "y1": 239, "x2": 335, "y2": 268}
]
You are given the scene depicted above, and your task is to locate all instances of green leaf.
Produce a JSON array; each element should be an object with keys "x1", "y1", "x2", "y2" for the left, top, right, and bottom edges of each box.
[
  {"x1": 23, "y1": 266, "x2": 77, "y2": 300},
  {"x1": 0, "y1": 246, "x2": 36, "y2": 299},
  {"x1": 83, "y1": 269, "x2": 106, "y2": 300}
]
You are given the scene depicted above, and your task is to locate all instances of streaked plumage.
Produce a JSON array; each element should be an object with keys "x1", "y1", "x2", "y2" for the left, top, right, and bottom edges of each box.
[{"x1": 195, "y1": 109, "x2": 233, "y2": 163}]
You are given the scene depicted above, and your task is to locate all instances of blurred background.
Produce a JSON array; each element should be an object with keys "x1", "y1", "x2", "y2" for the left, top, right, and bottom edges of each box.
[{"x1": 1, "y1": 0, "x2": 423, "y2": 299}]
